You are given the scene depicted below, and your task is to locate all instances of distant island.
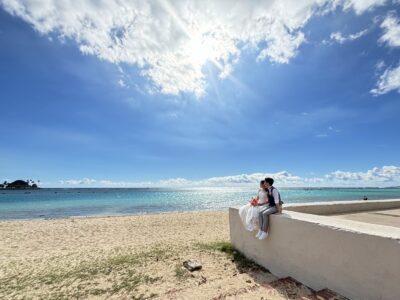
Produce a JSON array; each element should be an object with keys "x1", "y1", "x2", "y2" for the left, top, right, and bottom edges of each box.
[{"x1": 0, "y1": 180, "x2": 39, "y2": 190}]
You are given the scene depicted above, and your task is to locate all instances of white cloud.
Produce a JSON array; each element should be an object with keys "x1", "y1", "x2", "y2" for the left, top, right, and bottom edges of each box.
[
  {"x1": 159, "y1": 177, "x2": 192, "y2": 186},
  {"x1": 198, "y1": 171, "x2": 305, "y2": 186},
  {"x1": 375, "y1": 60, "x2": 386, "y2": 70},
  {"x1": 117, "y1": 79, "x2": 126, "y2": 87},
  {"x1": 379, "y1": 12, "x2": 400, "y2": 48},
  {"x1": 59, "y1": 178, "x2": 97, "y2": 185},
  {"x1": 256, "y1": 25, "x2": 305, "y2": 64},
  {"x1": 328, "y1": 125, "x2": 341, "y2": 132},
  {"x1": 0, "y1": 0, "x2": 388, "y2": 96},
  {"x1": 326, "y1": 166, "x2": 400, "y2": 185},
  {"x1": 340, "y1": 0, "x2": 387, "y2": 14},
  {"x1": 57, "y1": 165, "x2": 400, "y2": 188},
  {"x1": 371, "y1": 63, "x2": 400, "y2": 95},
  {"x1": 58, "y1": 172, "x2": 305, "y2": 188},
  {"x1": 372, "y1": 13, "x2": 400, "y2": 96},
  {"x1": 329, "y1": 29, "x2": 368, "y2": 44}
]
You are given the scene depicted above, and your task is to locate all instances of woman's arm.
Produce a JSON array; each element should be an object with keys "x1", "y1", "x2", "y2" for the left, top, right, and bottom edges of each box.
[{"x1": 256, "y1": 188, "x2": 261, "y2": 200}]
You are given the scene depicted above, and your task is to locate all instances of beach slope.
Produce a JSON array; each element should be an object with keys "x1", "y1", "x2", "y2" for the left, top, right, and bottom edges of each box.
[{"x1": 1, "y1": 211, "x2": 317, "y2": 299}]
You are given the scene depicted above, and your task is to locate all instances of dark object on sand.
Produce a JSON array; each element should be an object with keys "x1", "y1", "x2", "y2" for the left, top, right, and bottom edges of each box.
[{"x1": 183, "y1": 260, "x2": 202, "y2": 272}]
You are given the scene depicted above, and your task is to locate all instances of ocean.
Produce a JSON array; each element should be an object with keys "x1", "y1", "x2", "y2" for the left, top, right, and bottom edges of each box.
[{"x1": 1, "y1": 187, "x2": 400, "y2": 220}]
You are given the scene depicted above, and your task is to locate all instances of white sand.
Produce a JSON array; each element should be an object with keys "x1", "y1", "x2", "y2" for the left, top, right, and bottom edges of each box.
[{"x1": 0, "y1": 211, "x2": 315, "y2": 299}]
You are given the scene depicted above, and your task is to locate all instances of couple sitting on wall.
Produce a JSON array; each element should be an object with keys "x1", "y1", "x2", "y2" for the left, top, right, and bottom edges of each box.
[{"x1": 239, "y1": 177, "x2": 282, "y2": 240}]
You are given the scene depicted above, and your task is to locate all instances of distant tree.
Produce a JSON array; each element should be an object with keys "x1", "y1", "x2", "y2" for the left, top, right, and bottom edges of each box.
[
  {"x1": 27, "y1": 179, "x2": 36, "y2": 187},
  {"x1": 3, "y1": 179, "x2": 39, "y2": 189},
  {"x1": 7, "y1": 180, "x2": 29, "y2": 189}
]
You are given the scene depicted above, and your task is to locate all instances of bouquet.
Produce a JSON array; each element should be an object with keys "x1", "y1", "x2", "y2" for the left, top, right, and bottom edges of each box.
[{"x1": 249, "y1": 197, "x2": 258, "y2": 206}]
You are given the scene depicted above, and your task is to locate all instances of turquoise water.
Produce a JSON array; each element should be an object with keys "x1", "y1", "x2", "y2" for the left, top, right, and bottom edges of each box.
[{"x1": 1, "y1": 187, "x2": 400, "y2": 220}]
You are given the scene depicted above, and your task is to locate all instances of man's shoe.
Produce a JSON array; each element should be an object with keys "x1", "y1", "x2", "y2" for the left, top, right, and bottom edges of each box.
[
  {"x1": 258, "y1": 232, "x2": 268, "y2": 240},
  {"x1": 255, "y1": 230, "x2": 262, "y2": 238}
]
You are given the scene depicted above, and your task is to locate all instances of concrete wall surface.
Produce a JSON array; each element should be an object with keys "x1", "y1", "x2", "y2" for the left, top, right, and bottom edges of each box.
[
  {"x1": 229, "y1": 202, "x2": 400, "y2": 300},
  {"x1": 284, "y1": 199, "x2": 400, "y2": 215}
]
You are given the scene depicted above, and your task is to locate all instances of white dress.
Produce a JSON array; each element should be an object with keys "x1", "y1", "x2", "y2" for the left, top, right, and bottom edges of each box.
[{"x1": 239, "y1": 189, "x2": 269, "y2": 231}]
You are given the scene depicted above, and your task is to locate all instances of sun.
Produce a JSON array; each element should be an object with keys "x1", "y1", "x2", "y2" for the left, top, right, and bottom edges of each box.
[{"x1": 186, "y1": 34, "x2": 215, "y2": 66}]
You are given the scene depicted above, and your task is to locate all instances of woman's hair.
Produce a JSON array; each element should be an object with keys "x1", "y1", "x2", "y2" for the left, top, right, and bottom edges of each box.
[{"x1": 260, "y1": 180, "x2": 265, "y2": 186}]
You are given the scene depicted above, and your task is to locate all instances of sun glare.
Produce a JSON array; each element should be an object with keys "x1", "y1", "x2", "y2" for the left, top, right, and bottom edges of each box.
[{"x1": 187, "y1": 34, "x2": 214, "y2": 65}]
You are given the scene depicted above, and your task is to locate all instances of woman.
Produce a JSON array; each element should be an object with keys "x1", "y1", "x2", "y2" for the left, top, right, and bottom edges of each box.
[{"x1": 239, "y1": 180, "x2": 268, "y2": 231}]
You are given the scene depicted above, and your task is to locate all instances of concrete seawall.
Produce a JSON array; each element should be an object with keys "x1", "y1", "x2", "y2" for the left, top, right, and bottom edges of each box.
[
  {"x1": 229, "y1": 199, "x2": 400, "y2": 300},
  {"x1": 284, "y1": 199, "x2": 400, "y2": 215}
]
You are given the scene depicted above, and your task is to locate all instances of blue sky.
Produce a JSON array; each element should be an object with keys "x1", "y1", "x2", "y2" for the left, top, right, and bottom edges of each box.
[{"x1": 1, "y1": 0, "x2": 400, "y2": 187}]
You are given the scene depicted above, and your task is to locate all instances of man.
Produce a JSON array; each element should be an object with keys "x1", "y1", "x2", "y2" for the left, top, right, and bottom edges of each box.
[{"x1": 256, "y1": 177, "x2": 281, "y2": 240}]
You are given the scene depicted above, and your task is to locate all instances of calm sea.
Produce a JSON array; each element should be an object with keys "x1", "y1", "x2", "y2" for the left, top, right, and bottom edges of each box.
[{"x1": 1, "y1": 187, "x2": 399, "y2": 220}]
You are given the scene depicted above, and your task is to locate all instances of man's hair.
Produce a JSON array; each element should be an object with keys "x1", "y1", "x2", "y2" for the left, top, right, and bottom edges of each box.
[{"x1": 264, "y1": 177, "x2": 274, "y2": 186}]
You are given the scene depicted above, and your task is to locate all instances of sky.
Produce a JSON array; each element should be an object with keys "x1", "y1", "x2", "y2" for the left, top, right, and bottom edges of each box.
[{"x1": 0, "y1": 0, "x2": 400, "y2": 188}]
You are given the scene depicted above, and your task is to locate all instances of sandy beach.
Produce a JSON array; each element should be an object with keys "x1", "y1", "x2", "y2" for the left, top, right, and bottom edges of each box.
[{"x1": 0, "y1": 211, "x2": 315, "y2": 299}]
